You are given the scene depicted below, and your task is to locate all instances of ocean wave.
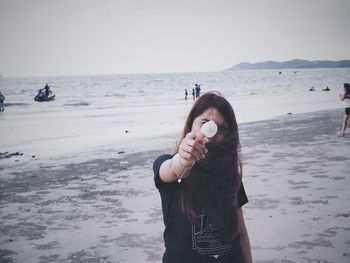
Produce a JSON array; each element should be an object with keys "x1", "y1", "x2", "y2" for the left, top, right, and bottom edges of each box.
[
  {"x1": 105, "y1": 93, "x2": 126, "y2": 98},
  {"x1": 4, "y1": 102, "x2": 31, "y2": 107},
  {"x1": 63, "y1": 100, "x2": 90, "y2": 106}
]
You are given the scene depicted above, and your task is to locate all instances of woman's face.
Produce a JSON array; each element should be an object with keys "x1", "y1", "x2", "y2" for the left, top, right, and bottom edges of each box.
[{"x1": 191, "y1": 107, "x2": 228, "y2": 142}]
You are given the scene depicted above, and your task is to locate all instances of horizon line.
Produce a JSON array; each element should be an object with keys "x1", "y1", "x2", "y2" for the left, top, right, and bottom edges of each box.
[{"x1": 2, "y1": 58, "x2": 350, "y2": 78}]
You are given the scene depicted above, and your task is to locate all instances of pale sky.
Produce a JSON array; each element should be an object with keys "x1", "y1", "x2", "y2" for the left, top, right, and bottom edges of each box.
[{"x1": 0, "y1": 0, "x2": 349, "y2": 77}]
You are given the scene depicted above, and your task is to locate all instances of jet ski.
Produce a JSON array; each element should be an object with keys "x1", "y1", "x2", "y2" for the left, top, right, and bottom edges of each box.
[{"x1": 34, "y1": 89, "x2": 56, "y2": 102}]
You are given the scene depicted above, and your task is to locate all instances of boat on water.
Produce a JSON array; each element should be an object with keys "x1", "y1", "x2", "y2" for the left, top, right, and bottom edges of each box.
[{"x1": 34, "y1": 89, "x2": 56, "y2": 102}]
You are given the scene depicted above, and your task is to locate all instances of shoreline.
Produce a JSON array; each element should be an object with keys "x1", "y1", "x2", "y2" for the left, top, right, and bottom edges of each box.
[
  {"x1": 1, "y1": 104, "x2": 344, "y2": 165},
  {"x1": 0, "y1": 108, "x2": 349, "y2": 262},
  {"x1": 1, "y1": 81, "x2": 344, "y2": 161}
]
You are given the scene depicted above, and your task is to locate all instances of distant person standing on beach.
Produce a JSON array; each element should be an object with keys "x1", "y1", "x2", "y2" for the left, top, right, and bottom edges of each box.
[
  {"x1": 192, "y1": 88, "x2": 195, "y2": 101},
  {"x1": 153, "y1": 92, "x2": 252, "y2": 262},
  {"x1": 195, "y1": 83, "x2": 201, "y2": 99},
  {"x1": 339, "y1": 83, "x2": 350, "y2": 136},
  {"x1": 185, "y1": 89, "x2": 188, "y2": 100},
  {"x1": 0, "y1": 91, "x2": 5, "y2": 112}
]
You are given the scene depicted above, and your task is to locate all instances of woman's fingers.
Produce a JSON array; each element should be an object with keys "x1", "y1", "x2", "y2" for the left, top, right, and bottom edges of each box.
[
  {"x1": 186, "y1": 141, "x2": 206, "y2": 159},
  {"x1": 186, "y1": 132, "x2": 208, "y2": 154},
  {"x1": 180, "y1": 133, "x2": 208, "y2": 161},
  {"x1": 182, "y1": 144, "x2": 203, "y2": 160}
]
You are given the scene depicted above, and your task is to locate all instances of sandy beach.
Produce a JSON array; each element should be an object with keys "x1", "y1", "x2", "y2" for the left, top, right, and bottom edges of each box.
[
  {"x1": 1, "y1": 0, "x2": 350, "y2": 261},
  {"x1": 0, "y1": 108, "x2": 349, "y2": 263}
]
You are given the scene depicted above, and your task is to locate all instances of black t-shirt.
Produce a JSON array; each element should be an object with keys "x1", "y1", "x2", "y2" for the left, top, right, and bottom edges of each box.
[{"x1": 153, "y1": 154, "x2": 249, "y2": 263}]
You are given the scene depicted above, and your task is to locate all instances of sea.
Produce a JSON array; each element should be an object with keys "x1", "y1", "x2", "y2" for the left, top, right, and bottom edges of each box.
[{"x1": 0, "y1": 68, "x2": 349, "y2": 161}]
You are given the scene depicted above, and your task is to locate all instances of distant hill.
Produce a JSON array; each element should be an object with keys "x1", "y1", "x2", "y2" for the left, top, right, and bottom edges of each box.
[{"x1": 228, "y1": 59, "x2": 350, "y2": 70}]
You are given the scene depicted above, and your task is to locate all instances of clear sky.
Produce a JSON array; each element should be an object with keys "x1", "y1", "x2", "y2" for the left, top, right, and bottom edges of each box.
[{"x1": 0, "y1": 0, "x2": 349, "y2": 77}]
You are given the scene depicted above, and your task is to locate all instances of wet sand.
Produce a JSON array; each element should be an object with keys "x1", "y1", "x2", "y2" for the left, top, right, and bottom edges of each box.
[
  {"x1": 240, "y1": 109, "x2": 350, "y2": 262},
  {"x1": 0, "y1": 109, "x2": 349, "y2": 263}
]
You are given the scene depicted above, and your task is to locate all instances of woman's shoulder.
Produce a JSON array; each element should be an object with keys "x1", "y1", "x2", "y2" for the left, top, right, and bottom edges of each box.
[
  {"x1": 154, "y1": 153, "x2": 173, "y2": 163},
  {"x1": 153, "y1": 154, "x2": 173, "y2": 173},
  {"x1": 153, "y1": 153, "x2": 178, "y2": 190}
]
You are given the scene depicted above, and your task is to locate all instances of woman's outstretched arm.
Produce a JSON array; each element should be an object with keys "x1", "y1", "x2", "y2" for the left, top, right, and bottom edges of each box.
[{"x1": 159, "y1": 132, "x2": 208, "y2": 183}]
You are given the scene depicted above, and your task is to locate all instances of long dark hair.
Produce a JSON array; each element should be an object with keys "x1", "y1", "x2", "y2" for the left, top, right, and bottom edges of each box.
[
  {"x1": 344, "y1": 83, "x2": 350, "y2": 95},
  {"x1": 176, "y1": 91, "x2": 242, "y2": 240}
]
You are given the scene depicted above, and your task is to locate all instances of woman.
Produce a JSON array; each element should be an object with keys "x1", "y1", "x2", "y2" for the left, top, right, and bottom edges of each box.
[
  {"x1": 153, "y1": 92, "x2": 252, "y2": 262},
  {"x1": 339, "y1": 83, "x2": 350, "y2": 136}
]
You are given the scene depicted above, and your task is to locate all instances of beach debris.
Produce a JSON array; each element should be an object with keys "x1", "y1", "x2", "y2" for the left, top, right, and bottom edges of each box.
[
  {"x1": 125, "y1": 130, "x2": 129, "y2": 133},
  {"x1": 118, "y1": 151, "x2": 125, "y2": 154},
  {"x1": 201, "y1": 120, "x2": 218, "y2": 138},
  {"x1": 320, "y1": 199, "x2": 328, "y2": 205},
  {"x1": 0, "y1": 151, "x2": 23, "y2": 159},
  {"x1": 336, "y1": 213, "x2": 350, "y2": 218},
  {"x1": 287, "y1": 112, "x2": 292, "y2": 115},
  {"x1": 119, "y1": 161, "x2": 129, "y2": 169}
]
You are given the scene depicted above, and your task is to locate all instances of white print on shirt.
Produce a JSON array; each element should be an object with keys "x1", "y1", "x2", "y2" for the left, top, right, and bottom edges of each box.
[{"x1": 192, "y1": 213, "x2": 232, "y2": 256}]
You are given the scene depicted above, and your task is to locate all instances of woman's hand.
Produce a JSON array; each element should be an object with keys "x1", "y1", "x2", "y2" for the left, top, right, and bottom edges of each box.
[
  {"x1": 178, "y1": 132, "x2": 209, "y2": 167},
  {"x1": 159, "y1": 132, "x2": 209, "y2": 183}
]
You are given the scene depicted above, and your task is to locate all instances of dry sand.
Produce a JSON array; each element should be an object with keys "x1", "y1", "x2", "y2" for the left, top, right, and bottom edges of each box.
[{"x1": 0, "y1": 109, "x2": 349, "y2": 263}]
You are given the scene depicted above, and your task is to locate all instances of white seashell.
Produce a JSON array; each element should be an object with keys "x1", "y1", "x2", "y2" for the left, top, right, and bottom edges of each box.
[{"x1": 201, "y1": 120, "x2": 218, "y2": 138}]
